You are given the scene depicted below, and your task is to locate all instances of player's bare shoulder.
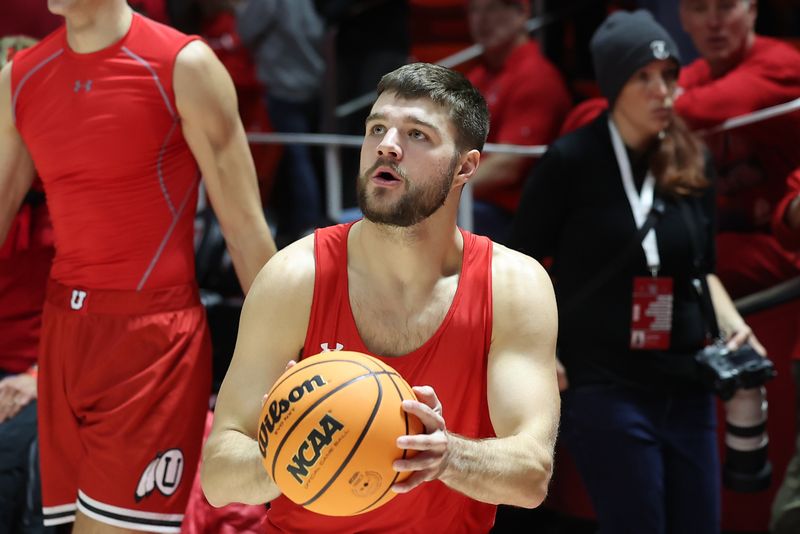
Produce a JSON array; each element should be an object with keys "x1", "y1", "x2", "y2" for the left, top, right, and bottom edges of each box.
[
  {"x1": 173, "y1": 38, "x2": 237, "y2": 131},
  {"x1": 490, "y1": 243, "x2": 557, "y2": 337},
  {"x1": 491, "y1": 243, "x2": 554, "y2": 301},
  {"x1": 173, "y1": 39, "x2": 231, "y2": 106},
  {"x1": 249, "y1": 234, "x2": 316, "y2": 306},
  {"x1": 174, "y1": 39, "x2": 216, "y2": 74}
]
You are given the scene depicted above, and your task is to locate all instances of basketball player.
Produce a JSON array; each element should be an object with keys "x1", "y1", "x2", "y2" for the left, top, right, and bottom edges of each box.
[
  {"x1": 0, "y1": 0, "x2": 276, "y2": 532},
  {"x1": 202, "y1": 63, "x2": 560, "y2": 533}
]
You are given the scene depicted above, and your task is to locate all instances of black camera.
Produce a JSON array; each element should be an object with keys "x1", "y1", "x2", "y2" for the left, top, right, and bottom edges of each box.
[
  {"x1": 695, "y1": 342, "x2": 777, "y2": 493},
  {"x1": 694, "y1": 342, "x2": 776, "y2": 401}
]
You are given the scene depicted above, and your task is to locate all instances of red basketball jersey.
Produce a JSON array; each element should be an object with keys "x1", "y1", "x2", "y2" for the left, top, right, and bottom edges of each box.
[
  {"x1": 11, "y1": 14, "x2": 200, "y2": 290},
  {"x1": 264, "y1": 222, "x2": 497, "y2": 533}
]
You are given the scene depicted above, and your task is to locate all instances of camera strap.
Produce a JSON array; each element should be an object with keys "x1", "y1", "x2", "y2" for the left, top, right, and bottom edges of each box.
[
  {"x1": 609, "y1": 119, "x2": 661, "y2": 275},
  {"x1": 559, "y1": 198, "x2": 666, "y2": 319},
  {"x1": 676, "y1": 198, "x2": 722, "y2": 340}
]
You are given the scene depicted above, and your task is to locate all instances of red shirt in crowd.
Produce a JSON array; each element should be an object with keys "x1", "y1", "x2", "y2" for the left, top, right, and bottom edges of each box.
[
  {"x1": 677, "y1": 36, "x2": 800, "y2": 235},
  {"x1": 773, "y1": 169, "x2": 800, "y2": 251},
  {"x1": 468, "y1": 40, "x2": 571, "y2": 213}
]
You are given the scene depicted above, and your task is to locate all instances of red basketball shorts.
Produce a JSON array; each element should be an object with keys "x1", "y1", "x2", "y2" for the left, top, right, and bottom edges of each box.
[{"x1": 38, "y1": 280, "x2": 212, "y2": 532}]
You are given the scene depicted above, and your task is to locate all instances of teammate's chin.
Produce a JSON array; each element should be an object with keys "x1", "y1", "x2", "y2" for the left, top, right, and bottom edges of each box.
[{"x1": 48, "y1": 0, "x2": 79, "y2": 16}]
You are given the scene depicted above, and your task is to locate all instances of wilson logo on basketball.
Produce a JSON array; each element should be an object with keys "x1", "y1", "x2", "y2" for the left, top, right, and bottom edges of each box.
[
  {"x1": 287, "y1": 413, "x2": 344, "y2": 484},
  {"x1": 258, "y1": 375, "x2": 328, "y2": 457}
]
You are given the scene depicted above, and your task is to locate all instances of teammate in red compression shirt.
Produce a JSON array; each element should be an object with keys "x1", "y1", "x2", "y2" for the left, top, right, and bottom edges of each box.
[
  {"x1": 0, "y1": 1, "x2": 276, "y2": 532},
  {"x1": 201, "y1": 63, "x2": 560, "y2": 533}
]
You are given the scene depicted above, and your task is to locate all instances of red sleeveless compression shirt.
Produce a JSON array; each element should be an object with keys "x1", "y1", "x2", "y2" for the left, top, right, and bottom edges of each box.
[
  {"x1": 11, "y1": 13, "x2": 200, "y2": 290},
  {"x1": 265, "y1": 222, "x2": 497, "y2": 533}
]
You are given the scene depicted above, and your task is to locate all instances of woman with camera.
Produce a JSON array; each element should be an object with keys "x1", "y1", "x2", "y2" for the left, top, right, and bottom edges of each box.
[{"x1": 511, "y1": 10, "x2": 764, "y2": 534}]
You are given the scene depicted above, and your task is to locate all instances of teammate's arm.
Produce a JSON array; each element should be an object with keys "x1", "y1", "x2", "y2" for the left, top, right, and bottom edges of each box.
[
  {"x1": 393, "y1": 248, "x2": 559, "y2": 508},
  {"x1": 0, "y1": 62, "x2": 36, "y2": 243},
  {"x1": 201, "y1": 236, "x2": 315, "y2": 507},
  {"x1": 174, "y1": 40, "x2": 276, "y2": 294}
]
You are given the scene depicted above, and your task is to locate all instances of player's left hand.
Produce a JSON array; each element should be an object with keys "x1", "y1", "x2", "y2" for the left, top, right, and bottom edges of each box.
[
  {"x1": 391, "y1": 385, "x2": 450, "y2": 494},
  {"x1": 0, "y1": 373, "x2": 37, "y2": 423}
]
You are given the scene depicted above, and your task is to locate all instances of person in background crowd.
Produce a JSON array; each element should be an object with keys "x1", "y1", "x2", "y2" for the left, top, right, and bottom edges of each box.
[
  {"x1": 466, "y1": 0, "x2": 571, "y2": 244},
  {"x1": 769, "y1": 166, "x2": 800, "y2": 533},
  {"x1": 236, "y1": 0, "x2": 329, "y2": 247},
  {"x1": 676, "y1": 5, "x2": 800, "y2": 530},
  {"x1": 512, "y1": 10, "x2": 760, "y2": 533},
  {"x1": 676, "y1": 0, "x2": 800, "y2": 298}
]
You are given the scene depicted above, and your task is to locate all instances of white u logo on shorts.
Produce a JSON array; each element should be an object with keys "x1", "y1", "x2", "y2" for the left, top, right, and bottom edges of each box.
[
  {"x1": 70, "y1": 290, "x2": 87, "y2": 310},
  {"x1": 135, "y1": 449, "x2": 184, "y2": 501}
]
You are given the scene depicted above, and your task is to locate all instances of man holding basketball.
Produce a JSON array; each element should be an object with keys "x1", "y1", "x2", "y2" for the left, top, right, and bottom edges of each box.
[
  {"x1": 0, "y1": 0, "x2": 275, "y2": 531},
  {"x1": 203, "y1": 62, "x2": 560, "y2": 532}
]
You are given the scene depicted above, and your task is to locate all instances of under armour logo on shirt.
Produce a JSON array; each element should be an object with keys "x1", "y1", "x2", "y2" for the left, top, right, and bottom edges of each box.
[
  {"x1": 73, "y1": 80, "x2": 93, "y2": 93},
  {"x1": 320, "y1": 342, "x2": 344, "y2": 352}
]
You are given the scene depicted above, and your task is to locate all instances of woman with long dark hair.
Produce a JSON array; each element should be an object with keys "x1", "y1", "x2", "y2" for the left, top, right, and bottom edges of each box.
[{"x1": 512, "y1": 10, "x2": 762, "y2": 534}]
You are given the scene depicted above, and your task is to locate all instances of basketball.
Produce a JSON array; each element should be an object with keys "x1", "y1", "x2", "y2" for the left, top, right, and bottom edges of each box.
[{"x1": 257, "y1": 350, "x2": 425, "y2": 516}]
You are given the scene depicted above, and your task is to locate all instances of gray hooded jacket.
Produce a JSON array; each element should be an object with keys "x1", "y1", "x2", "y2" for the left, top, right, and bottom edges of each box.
[{"x1": 235, "y1": 0, "x2": 325, "y2": 102}]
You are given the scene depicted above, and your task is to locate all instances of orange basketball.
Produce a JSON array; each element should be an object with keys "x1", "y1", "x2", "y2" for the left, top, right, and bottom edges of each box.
[{"x1": 257, "y1": 351, "x2": 425, "y2": 516}]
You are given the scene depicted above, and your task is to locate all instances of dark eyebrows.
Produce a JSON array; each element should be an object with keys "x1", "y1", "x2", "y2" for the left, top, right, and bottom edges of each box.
[
  {"x1": 365, "y1": 112, "x2": 385, "y2": 126},
  {"x1": 364, "y1": 112, "x2": 442, "y2": 135}
]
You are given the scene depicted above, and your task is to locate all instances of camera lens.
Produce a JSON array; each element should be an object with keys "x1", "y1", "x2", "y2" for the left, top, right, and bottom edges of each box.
[{"x1": 723, "y1": 386, "x2": 772, "y2": 492}]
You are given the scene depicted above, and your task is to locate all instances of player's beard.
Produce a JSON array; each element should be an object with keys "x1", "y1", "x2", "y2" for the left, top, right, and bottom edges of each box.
[{"x1": 357, "y1": 154, "x2": 459, "y2": 228}]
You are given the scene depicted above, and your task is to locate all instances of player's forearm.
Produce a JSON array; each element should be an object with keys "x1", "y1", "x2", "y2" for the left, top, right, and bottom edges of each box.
[
  {"x1": 438, "y1": 432, "x2": 552, "y2": 508},
  {"x1": 225, "y1": 221, "x2": 276, "y2": 294},
  {"x1": 211, "y1": 146, "x2": 277, "y2": 293},
  {"x1": 201, "y1": 428, "x2": 281, "y2": 507}
]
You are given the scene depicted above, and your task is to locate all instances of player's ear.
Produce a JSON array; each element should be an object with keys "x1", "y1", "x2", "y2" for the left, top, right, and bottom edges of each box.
[{"x1": 454, "y1": 149, "x2": 480, "y2": 187}]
